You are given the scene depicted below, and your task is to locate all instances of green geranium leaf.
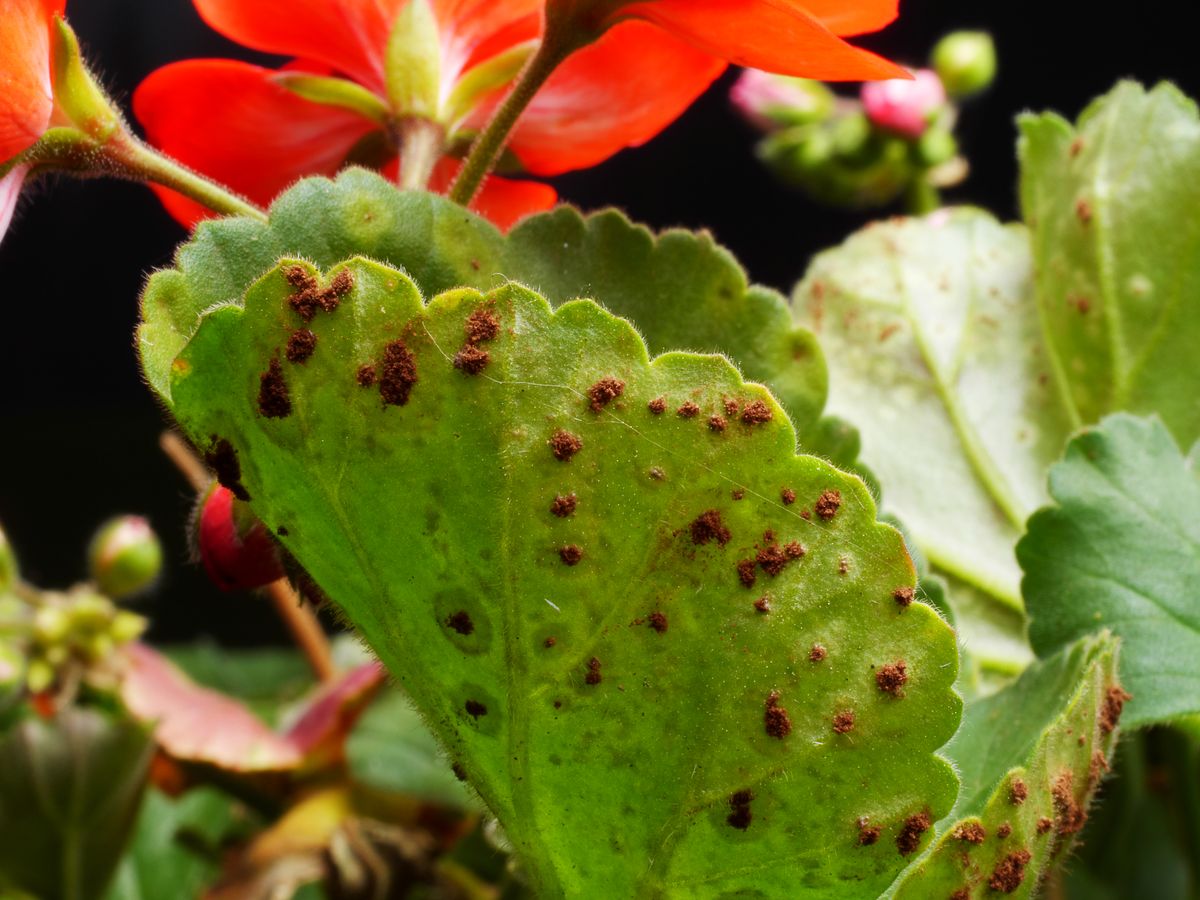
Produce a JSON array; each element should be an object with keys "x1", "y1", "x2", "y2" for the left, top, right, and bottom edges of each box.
[
  {"x1": 346, "y1": 687, "x2": 477, "y2": 810},
  {"x1": 0, "y1": 709, "x2": 153, "y2": 900},
  {"x1": 1019, "y1": 414, "x2": 1200, "y2": 728},
  {"x1": 902, "y1": 638, "x2": 1123, "y2": 897},
  {"x1": 149, "y1": 246, "x2": 961, "y2": 896},
  {"x1": 139, "y1": 169, "x2": 828, "y2": 448},
  {"x1": 892, "y1": 634, "x2": 1123, "y2": 898},
  {"x1": 792, "y1": 209, "x2": 1063, "y2": 668},
  {"x1": 106, "y1": 787, "x2": 249, "y2": 900},
  {"x1": 1019, "y1": 81, "x2": 1200, "y2": 448}
]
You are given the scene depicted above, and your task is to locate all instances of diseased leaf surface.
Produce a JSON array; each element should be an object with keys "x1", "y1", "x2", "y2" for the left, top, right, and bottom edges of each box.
[
  {"x1": 792, "y1": 209, "x2": 1063, "y2": 666},
  {"x1": 1019, "y1": 81, "x2": 1200, "y2": 446},
  {"x1": 892, "y1": 634, "x2": 1123, "y2": 898},
  {"x1": 150, "y1": 243, "x2": 961, "y2": 897},
  {"x1": 139, "y1": 170, "x2": 829, "y2": 445},
  {"x1": 1020, "y1": 414, "x2": 1200, "y2": 728}
]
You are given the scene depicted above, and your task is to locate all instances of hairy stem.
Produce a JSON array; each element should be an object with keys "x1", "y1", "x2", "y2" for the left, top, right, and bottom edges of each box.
[{"x1": 397, "y1": 117, "x2": 445, "y2": 190}]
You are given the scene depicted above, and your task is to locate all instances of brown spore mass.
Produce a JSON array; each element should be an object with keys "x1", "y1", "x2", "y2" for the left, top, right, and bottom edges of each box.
[
  {"x1": 996, "y1": 822, "x2": 1013, "y2": 839},
  {"x1": 816, "y1": 489, "x2": 842, "y2": 520},
  {"x1": 677, "y1": 401, "x2": 700, "y2": 418},
  {"x1": 286, "y1": 329, "x2": 317, "y2": 363},
  {"x1": 810, "y1": 643, "x2": 828, "y2": 662},
  {"x1": 550, "y1": 494, "x2": 577, "y2": 518},
  {"x1": 648, "y1": 396, "x2": 667, "y2": 414},
  {"x1": 952, "y1": 822, "x2": 986, "y2": 844},
  {"x1": 785, "y1": 541, "x2": 806, "y2": 559},
  {"x1": 708, "y1": 414, "x2": 727, "y2": 432},
  {"x1": 356, "y1": 364, "x2": 377, "y2": 386},
  {"x1": 727, "y1": 790, "x2": 754, "y2": 831},
  {"x1": 690, "y1": 509, "x2": 732, "y2": 546},
  {"x1": 988, "y1": 850, "x2": 1032, "y2": 893},
  {"x1": 550, "y1": 429, "x2": 582, "y2": 461},
  {"x1": 764, "y1": 691, "x2": 792, "y2": 739},
  {"x1": 1100, "y1": 685, "x2": 1132, "y2": 734},
  {"x1": 731, "y1": 488, "x2": 746, "y2": 500},
  {"x1": 258, "y1": 358, "x2": 292, "y2": 418},
  {"x1": 950, "y1": 889, "x2": 969, "y2": 900},
  {"x1": 781, "y1": 488, "x2": 796, "y2": 505},
  {"x1": 587, "y1": 376, "x2": 625, "y2": 412},
  {"x1": 838, "y1": 556, "x2": 850, "y2": 575},
  {"x1": 452, "y1": 763, "x2": 467, "y2": 781},
  {"x1": 559, "y1": 545, "x2": 583, "y2": 566},
  {"x1": 896, "y1": 811, "x2": 931, "y2": 856},
  {"x1": 741, "y1": 400, "x2": 773, "y2": 425},
  {"x1": 379, "y1": 339, "x2": 418, "y2": 406},
  {"x1": 1009, "y1": 779, "x2": 1029, "y2": 805},
  {"x1": 832, "y1": 710, "x2": 856, "y2": 734},
  {"x1": 465, "y1": 308, "x2": 500, "y2": 344},
  {"x1": 285, "y1": 265, "x2": 352, "y2": 321},
  {"x1": 445, "y1": 611, "x2": 474, "y2": 636},
  {"x1": 755, "y1": 595, "x2": 772, "y2": 614},
  {"x1": 857, "y1": 818, "x2": 880, "y2": 846},
  {"x1": 544, "y1": 637, "x2": 556, "y2": 648},
  {"x1": 756, "y1": 540, "x2": 801, "y2": 577},
  {"x1": 723, "y1": 398, "x2": 739, "y2": 417},
  {"x1": 453, "y1": 344, "x2": 490, "y2": 374},
  {"x1": 1076, "y1": 198, "x2": 1093, "y2": 224},
  {"x1": 205, "y1": 437, "x2": 250, "y2": 501},
  {"x1": 875, "y1": 660, "x2": 909, "y2": 696},
  {"x1": 648, "y1": 611, "x2": 668, "y2": 633},
  {"x1": 737, "y1": 559, "x2": 757, "y2": 587},
  {"x1": 1036, "y1": 817, "x2": 1053, "y2": 835},
  {"x1": 585, "y1": 657, "x2": 602, "y2": 685},
  {"x1": 1052, "y1": 771, "x2": 1087, "y2": 834},
  {"x1": 893, "y1": 586, "x2": 916, "y2": 609},
  {"x1": 465, "y1": 699, "x2": 487, "y2": 719}
]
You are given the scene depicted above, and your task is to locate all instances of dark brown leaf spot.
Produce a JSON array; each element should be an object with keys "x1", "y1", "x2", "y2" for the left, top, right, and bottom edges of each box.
[
  {"x1": 896, "y1": 811, "x2": 931, "y2": 856},
  {"x1": 587, "y1": 376, "x2": 625, "y2": 412},
  {"x1": 690, "y1": 509, "x2": 731, "y2": 546},
  {"x1": 677, "y1": 401, "x2": 700, "y2": 418},
  {"x1": 465, "y1": 308, "x2": 500, "y2": 344},
  {"x1": 741, "y1": 400, "x2": 773, "y2": 425},
  {"x1": 816, "y1": 489, "x2": 842, "y2": 520},
  {"x1": 754, "y1": 595, "x2": 772, "y2": 613},
  {"x1": 1052, "y1": 770, "x2": 1087, "y2": 835},
  {"x1": 893, "y1": 586, "x2": 915, "y2": 608},
  {"x1": 285, "y1": 329, "x2": 317, "y2": 363},
  {"x1": 445, "y1": 611, "x2": 474, "y2": 636},
  {"x1": 875, "y1": 660, "x2": 908, "y2": 697},
  {"x1": 857, "y1": 818, "x2": 880, "y2": 846},
  {"x1": 1100, "y1": 685, "x2": 1132, "y2": 734},
  {"x1": 465, "y1": 699, "x2": 487, "y2": 719},
  {"x1": 708, "y1": 414, "x2": 727, "y2": 432},
  {"x1": 585, "y1": 657, "x2": 602, "y2": 685},
  {"x1": 356, "y1": 364, "x2": 377, "y2": 387},
  {"x1": 559, "y1": 545, "x2": 583, "y2": 566},
  {"x1": 988, "y1": 850, "x2": 1032, "y2": 893},
  {"x1": 737, "y1": 559, "x2": 757, "y2": 587},
  {"x1": 550, "y1": 429, "x2": 582, "y2": 461},
  {"x1": 550, "y1": 494, "x2": 577, "y2": 517},
  {"x1": 996, "y1": 822, "x2": 1012, "y2": 839},
  {"x1": 544, "y1": 637, "x2": 557, "y2": 648},
  {"x1": 380, "y1": 339, "x2": 418, "y2": 406},
  {"x1": 648, "y1": 611, "x2": 668, "y2": 633},
  {"x1": 727, "y1": 790, "x2": 754, "y2": 830},
  {"x1": 764, "y1": 690, "x2": 792, "y2": 738},
  {"x1": 648, "y1": 396, "x2": 666, "y2": 414},
  {"x1": 832, "y1": 710, "x2": 856, "y2": 734},
  {"x1": 1036, "y1": 817, "x2": 1053, "y2": 835},
  {"x1": 205, "y1": 437, "x2": 250, "y2": 501},
  {"x1": 952, "y1": 822, "x2": 985, "y2": 844},
  {"x1": 453, "y1": 344, "x2": 490, "y2": 375},
  {"x1": 258, "y1": 358, "x2": 292, "y2": 418},
  {"x1": 781, "y1": 488, "x2": 796, "y2": 505},
  {"x1": 1075, "y1": 198, "x2": 1093, "y2": 224},
  {"x1": 1009, "y1": 779, "x2": 1028, "y2": 805},
  {"x1": 809, "y1": 643, "x2": 827, "y2": 662}
]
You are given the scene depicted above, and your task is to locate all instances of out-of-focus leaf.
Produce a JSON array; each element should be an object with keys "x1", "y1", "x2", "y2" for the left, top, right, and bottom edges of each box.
[
  {"x1": 893, "y1": 634, "x2": 1124, "y2": 897},
  {"x1": 1020, "y1": 414, "x2": 1200, "y2": 728},
  {"x1": 346, "y1": 688, "x2": 476, "y2": 810},
  {"x1": 105, "y1": 787, "x2": 249, "y2": 900},
  {"x1": 1019, "y1": 81, "x2": 1200, "y2": 448},
  {"x1": 162, "y1": 643, "x2": 313, "y2": 723},
  {"x1": 793, "y1": 209, "x2": 1059, "y2": 668},
  {"x1": 0, "y1": 708, "x2": 153, "y2": 900}
]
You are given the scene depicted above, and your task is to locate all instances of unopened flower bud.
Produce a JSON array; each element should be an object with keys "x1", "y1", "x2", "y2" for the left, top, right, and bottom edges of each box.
[
  {"x1": 861, "y1": 69, "x2": 946, "y2": 139},
  {"x1": 108, "y1": 610, "x2": 148, "y2": 645},
  {"x1": 931, "y1": 31, "x2": 997, "y2": 99},
  {"x1": 731, "y1": 69, "x2": 835, "y2": 131},
  {"x1": 88, "y1": 515, "x2": 163, "y2": 599},
  {"x1": 69, "y1": 593, "x2": 112, "y2": 630},
  {"x1": 197, "y1": 485, "x2": 285, "y2": 592},
  {"x1": 914, "y1": 128, "x2": 958, "y2": 168},
  {"x1": 33, "y1": 606, "x2": 71, "y2": 645},
  {"x1": 26, "y1": 658, "x2": 55, "y2": 693}
]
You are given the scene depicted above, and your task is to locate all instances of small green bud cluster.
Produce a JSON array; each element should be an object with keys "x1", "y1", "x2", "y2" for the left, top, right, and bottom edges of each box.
[{"x1": 22, "y1": 589, "x2": 147, "y2": 694}]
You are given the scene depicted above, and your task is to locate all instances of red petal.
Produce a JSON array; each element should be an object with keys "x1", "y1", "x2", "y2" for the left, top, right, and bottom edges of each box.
[
  {"x1": 191, "y1": 0, "x2": 406, "y2": 95},
  {"x1": 196, "y1": 485, "x2": 286, "y2": 592},
  {"x1": 792, "y1": 0, "x2": 899, "y2": 37},
  {"x1": 614, "y1": 0, "x2": 907, "y2": 81},
  {"x1": 500, "y1": 20, "x2": 725, "y2": 176},
  {"x1": 122, "y1": 643, "x2": 385, "y2": 772},
  {"x1": 134, "y1": 59, "x2": 377, "y2": 228},
  {"x1": 0, "y1": 0, "x2": 63, "y2": 162},
  {"x1": 433, "y1": 0, "x2": 541, "y2": 84}
]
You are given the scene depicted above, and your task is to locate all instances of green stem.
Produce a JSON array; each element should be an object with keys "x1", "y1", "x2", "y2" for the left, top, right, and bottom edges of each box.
[
  {"x1": 397, "y1": 117, "x2": 444, "y2": 190},
  {"x1": 105, "y1": 133, "x2": 267, "y2": 221},
  {"x1": 448, "y1": 37, "x2": 571, "y2": 207}
]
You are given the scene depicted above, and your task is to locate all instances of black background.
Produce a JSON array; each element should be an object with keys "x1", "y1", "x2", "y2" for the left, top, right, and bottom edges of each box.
[{"x1": 2, "y1": 0, "x2": 1195, "y2": 644}]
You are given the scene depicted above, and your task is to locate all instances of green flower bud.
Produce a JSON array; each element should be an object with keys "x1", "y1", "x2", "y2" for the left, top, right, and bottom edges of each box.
[
  {"x1": 914, "y1": 128, "x2": 958, "y2": 168},
  {"x1": 33, "y1": 606, "x2": 71, "y2": 646},
  {"x1": 69, "y1": 592, "x2": 113, "y2": 630},
  {"x1": 931, "y1": 31, "x2": 997, "y2": 99},
  {"x1": 88, "y1": 515, "x2": 163, "y2": 599},
  {"x1": 83, "y1": 633, "x2": 114, "y2": 663},
  {"x1": 108, "y1": 611, "x2": 148, "y2": 645},
  {"x1": 26, "y1": 658, "x2": 55, "y2": 693}
]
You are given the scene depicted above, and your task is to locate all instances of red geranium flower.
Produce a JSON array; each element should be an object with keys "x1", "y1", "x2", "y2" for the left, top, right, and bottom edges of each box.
[{"x1": 136, "y1": 0, "x2": 903, "y2": 228}]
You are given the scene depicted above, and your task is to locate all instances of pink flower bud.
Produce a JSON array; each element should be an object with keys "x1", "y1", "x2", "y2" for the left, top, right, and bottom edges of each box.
[
  {"x1": 197, "y1": 485, "x2": 284, "y2": 592},
  {"x1": 861, "y1": 69, "x2": 946, "y2": 139},
  {"x1": 731, "y1": 69, "x2": 834, "y2": 131}
]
